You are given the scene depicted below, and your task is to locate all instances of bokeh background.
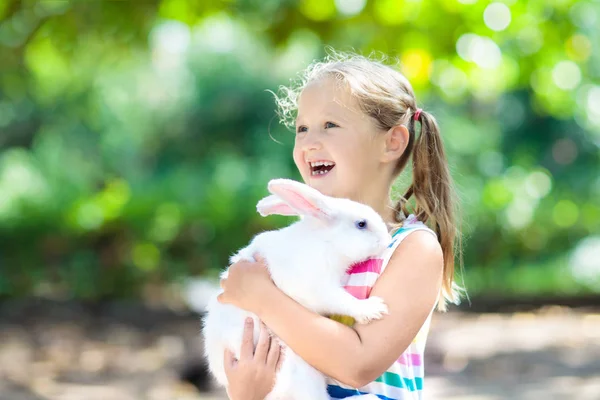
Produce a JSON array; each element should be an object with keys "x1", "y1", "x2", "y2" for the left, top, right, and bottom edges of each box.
[{"x1": 0, "y1": 0, "x2": 598, "y2": 399}]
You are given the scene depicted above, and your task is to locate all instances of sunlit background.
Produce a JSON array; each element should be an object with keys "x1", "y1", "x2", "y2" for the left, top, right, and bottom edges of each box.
[{"x1": 0, "y1": 0, "x2": 598, "y2": 399}]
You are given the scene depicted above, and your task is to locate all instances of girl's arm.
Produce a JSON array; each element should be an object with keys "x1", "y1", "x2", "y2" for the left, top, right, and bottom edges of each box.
[{"x1": 218, "y1": 230, "x2": 443, "y2": 387}]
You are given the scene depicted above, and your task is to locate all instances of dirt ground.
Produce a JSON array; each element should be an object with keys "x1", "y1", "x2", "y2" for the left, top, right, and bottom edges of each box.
[{"x1": 0, "y1": 299, "x2": 598, "y2": 400}]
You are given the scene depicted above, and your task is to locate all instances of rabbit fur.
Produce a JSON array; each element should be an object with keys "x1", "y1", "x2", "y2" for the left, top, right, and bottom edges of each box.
[{"x1": 202, "y1": 178, "x2": 392, "y2": 400}]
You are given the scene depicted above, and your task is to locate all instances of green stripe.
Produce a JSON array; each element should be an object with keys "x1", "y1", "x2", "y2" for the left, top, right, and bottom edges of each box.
[
  {"x1": 391, "y1": 226, "x2": 418, "y2": 238},
  {"x1": 374, "y1": 372, "x2": 423, "y2": 391},
  {"x1": 329, "y1": 314, "x2": 355, "y2": 326}
]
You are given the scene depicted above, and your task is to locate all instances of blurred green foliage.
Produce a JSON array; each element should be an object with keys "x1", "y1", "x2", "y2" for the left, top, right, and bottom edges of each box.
[{"x1": 0, "y1": 0, "x2": 598, "y2": 300}]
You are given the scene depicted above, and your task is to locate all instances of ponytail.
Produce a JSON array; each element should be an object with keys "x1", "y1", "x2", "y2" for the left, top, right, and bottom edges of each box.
[{"x1": 394, "y1": 109, "x2": 462, "y2": 311}]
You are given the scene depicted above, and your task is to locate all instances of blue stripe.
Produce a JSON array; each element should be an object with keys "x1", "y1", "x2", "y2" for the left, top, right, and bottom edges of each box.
[{"x1": 327, "y1": 385, "x2": 397, "y2": 400}]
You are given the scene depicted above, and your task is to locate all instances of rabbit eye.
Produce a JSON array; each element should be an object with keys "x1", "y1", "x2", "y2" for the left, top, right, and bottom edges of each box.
[{"x1": 355, "y1": 220, "x2": 368, "y2": 230}]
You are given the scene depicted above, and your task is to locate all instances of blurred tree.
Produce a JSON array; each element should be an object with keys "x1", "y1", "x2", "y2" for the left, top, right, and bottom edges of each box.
[{"x1": 0, "y1": 0, "x2": 598, "y2": 300}]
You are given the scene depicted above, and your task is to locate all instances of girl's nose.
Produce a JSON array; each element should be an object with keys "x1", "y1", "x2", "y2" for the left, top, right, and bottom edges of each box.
[{"x1": 300, "y1": 131, "x2": 322, "y2": 151}]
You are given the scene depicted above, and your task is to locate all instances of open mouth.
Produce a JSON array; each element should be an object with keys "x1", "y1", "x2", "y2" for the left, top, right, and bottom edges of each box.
[{"x1": 309, "y1": 161, "x2": 335, "y2": 177}]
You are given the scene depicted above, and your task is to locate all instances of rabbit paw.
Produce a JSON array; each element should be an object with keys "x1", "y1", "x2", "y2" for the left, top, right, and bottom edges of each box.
[{"x1": 352, "y1": 296, "x2": 389, "y2": 324}]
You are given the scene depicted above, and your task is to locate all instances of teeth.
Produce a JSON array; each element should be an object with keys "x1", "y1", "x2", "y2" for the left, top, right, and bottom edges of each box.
[
  {"x1": 308, "y1": 161, "x2": 334, "y2": 167},
  {"x1": 308, "y1": 160, "x2": 335, "y2": 176}
]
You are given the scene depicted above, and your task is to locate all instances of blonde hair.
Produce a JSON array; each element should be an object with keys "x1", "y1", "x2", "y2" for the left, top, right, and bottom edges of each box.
[{"x1": 274, "y1": 49, "x2": 463, "y2": 311}]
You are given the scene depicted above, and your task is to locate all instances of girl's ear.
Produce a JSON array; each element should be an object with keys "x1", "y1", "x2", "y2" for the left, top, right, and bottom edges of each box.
[
  {"x1": 382, "y1": 125, "x2": 409, "y2": 163},
  {"x1": 267, "y1": 179, "x2": 333, "y2": 220},
  {"x1": 256, "y1": 195, "x2": 298, "y2": 217}
]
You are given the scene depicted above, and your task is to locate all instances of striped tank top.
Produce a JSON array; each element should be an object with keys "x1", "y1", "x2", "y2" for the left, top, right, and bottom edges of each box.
[{"x1": 327, "y1": 214, "x2": 438, "y2": 400}]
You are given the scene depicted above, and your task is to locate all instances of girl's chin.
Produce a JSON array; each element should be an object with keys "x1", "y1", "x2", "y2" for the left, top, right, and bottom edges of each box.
[{"x1": 306, "y1": 177, "x2": 336, "y2": 196}]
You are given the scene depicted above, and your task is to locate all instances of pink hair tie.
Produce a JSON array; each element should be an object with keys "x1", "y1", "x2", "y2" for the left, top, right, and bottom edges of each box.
[{"x1": 414, "y1": 108, "x2": 422, "y2": 121}]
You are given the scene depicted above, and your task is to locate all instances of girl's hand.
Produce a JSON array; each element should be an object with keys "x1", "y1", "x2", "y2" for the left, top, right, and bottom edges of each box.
[
  {"x1": 225, "y1": 317, "x2": 284, "y2": 400},
  {"x1": 218, "y1": 253, "x2": 275, "y2": 315}
]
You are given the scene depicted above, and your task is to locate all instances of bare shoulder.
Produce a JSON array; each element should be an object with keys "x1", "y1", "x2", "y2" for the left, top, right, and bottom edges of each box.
[
  {"x1": 389, "y1": 229, "x2": 443, "y2": 270},
  {"x1": 372, "y1": 229, "x2": 443, "y2": 301}
]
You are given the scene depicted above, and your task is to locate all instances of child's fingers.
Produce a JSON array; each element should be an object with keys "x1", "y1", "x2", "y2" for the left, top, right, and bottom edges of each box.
[
  {"x1": 276, "y1": 342, "x2": 285, "y2": 372},
  {"x1": 223, "y1": 348, "x2": 236, "y2": 373},
  {"x1": 240, "y1": 317, "x2": 255, "y2": 361},
  {"x1": 266, "y1": 337, "x2": 281, "y2": 369},
  {"x1": 253, "y1": 253, "x2": 268, "y2": 265},
  {"x1": 254, "y1": 322, "x2": 271, "y2": 362}
]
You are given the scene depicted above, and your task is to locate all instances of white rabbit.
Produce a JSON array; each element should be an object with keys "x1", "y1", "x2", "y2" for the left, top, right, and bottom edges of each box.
[{"x1": 202, "y1": 178, "x2": 392, "y2": 400}]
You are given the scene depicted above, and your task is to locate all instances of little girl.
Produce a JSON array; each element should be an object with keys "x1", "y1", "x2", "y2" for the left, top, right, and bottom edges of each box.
[{"x1": 217, "y1": 50, "x2": 462, "y2": 400}]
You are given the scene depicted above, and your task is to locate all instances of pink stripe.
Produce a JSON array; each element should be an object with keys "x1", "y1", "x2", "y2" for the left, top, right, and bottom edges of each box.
[
  {"x1": 343, "y1": 285, "x2": 371, "y2": 300},
  {"x1": 347, "y1": 258, "x2": 383, "y2": 274},
  {"x1": 397, "y1": 353, "x2": 422, "y2": 366}
]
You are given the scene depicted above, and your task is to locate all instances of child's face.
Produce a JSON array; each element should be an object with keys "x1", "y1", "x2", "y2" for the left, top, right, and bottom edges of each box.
[{"x1": 293, "y1": 77, "x2": 386, "y2": 201}]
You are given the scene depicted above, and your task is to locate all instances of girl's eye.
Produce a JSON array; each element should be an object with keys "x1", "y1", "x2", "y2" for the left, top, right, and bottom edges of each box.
[
  {"x1": 325, "y1": 121, "x2": 338, "y2": 129},
  {"x1": 296, "y1": 126, "x2": 308, "y2": 134}
]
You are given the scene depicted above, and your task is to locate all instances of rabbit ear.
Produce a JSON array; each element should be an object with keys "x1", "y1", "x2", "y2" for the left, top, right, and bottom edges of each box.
[
  {"x1": 267, "y1": 179, "x2": 332, "y2": 220},
  {"x1": 256, "y1": 195, "x2": 299, "y2": 217}
]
